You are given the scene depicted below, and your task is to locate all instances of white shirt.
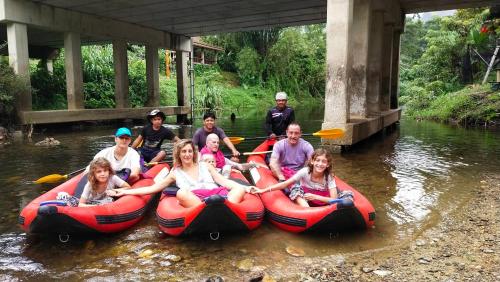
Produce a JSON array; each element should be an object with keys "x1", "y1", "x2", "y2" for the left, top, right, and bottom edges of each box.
[
  {"x1": 92, "y1": 146, "x2": 141, "y2": 172},
  {"x1": 173, "y1": 162, "x2": 219, "y2": 191}
]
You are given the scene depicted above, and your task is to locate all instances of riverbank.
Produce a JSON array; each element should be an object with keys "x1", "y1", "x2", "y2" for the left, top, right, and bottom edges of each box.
[
  {"x1": 402, "y1": 84, "x2": 500, "y2": 128},
  {"x1": 254, "y1": 173, "x2": 500, "y2": 281}
]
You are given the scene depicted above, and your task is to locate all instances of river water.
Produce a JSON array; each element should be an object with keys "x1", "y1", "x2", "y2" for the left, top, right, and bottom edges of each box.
[{"x1": 0, "y1": 106, "x2": 499, "y2": 280}]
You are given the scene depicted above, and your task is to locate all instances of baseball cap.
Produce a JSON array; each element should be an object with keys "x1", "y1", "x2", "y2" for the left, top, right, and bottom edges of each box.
[
  {"x1": 275, "y1": 92, "x2": 287, "y2": 100},
  {"x1": 147, "y1": 109, "x2": 166, "y2": 121},
  {"x1": 115, "y1": 127, "x2": 132, "y2": 137}
]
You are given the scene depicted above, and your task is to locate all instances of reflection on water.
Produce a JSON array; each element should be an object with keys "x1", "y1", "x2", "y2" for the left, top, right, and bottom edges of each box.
[{"x1": 1, "y1": 106, "x2": 500, "y2": 279}]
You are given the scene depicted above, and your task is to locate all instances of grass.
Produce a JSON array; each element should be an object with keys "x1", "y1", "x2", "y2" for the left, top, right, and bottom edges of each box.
[{"x1": 406, "y1": 84, "x2": 500, "y2": 125}]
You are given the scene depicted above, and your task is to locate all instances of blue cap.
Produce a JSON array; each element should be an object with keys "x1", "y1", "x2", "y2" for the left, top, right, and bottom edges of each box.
[{"x1": 115, "y1": 127, "x2": 131, "y2": 137}]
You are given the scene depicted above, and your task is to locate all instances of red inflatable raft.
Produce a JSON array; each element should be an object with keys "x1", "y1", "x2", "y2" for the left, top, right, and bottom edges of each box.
[
  {"x1": 248, "y1": 139, "x2": 375, "y2": 233},
  {"x1": 156, "y1": 169, "x2": 264, "y2": 237},
  {"x1": 19, "y1": 164, "x2": 170, "y2": 237}
]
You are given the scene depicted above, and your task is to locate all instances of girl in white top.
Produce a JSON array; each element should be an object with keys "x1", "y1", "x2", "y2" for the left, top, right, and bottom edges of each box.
[
  {"x1": 252, "y1": 148, "x2": 339, "y2": 207},
  {"x1": 79, "y1": 157, "x2": 131, "y2": 207},
  {"x1": 115, "y1": 139, "x2": 256, "y2": 208}
]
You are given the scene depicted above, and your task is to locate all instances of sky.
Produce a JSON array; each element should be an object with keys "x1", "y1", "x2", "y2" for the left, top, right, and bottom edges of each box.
[{"x1": 408, "y1": 10, "x2": 456, "y2": 21}]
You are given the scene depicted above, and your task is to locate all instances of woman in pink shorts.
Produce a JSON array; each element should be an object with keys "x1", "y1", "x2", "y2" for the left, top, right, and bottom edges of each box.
[{"x1": 115, "y1": 139, "x2": 256, "y2": 208}]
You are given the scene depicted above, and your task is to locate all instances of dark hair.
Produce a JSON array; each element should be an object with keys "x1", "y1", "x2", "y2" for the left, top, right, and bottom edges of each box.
[
  {"x1": 203, "y1": 112, "x2": 216, "y2": 120},
  {"x1": 306, "y1": 148, "x2": 334, "y2": 181},
  {"x1": 87, "y1": 157, "x2": 114, "y2": 191}
]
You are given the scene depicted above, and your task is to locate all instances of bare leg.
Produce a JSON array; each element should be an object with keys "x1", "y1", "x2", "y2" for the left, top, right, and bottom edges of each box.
[
  {"x1": 295, "y1": 197, "x2": 310, "y2": 207},
  {"x1": 128, "y1": 174, "x2": 139, "y2": 183},
  {"x1": 177, "y1": 189, "x2": 202, "y2": 208},
  {"x1": 150, "y1": 150, "x2": 167, "y2": 163},
  {"x1": 227, "y1": 186, "x2": 246, "y2": 204}
]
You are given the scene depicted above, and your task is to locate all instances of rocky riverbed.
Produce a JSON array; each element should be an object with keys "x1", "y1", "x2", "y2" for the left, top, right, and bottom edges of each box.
[{"x1": 245, "y1": 174, "x2": 500, "y2": 281}]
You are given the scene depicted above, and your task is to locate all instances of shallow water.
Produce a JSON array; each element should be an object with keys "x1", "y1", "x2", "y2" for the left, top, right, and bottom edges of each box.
[{"x1": 1, "y1": 106, "x2": 499, "y2": 280}]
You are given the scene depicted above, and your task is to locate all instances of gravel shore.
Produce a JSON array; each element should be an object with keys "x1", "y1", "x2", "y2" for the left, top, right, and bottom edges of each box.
[{"x1": 255, "y1": 174, "x2": 500, "y2": 282}]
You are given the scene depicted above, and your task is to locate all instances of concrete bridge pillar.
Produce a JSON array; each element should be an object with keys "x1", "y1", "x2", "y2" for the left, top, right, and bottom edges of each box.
[
  {"x1": 322, "y1": 0, "x2": 353, "y2": 130},
  {"x1": 176, "y1": 50, "x2": 190, "y2": 123},
  {"x1": 349, "y1": 0, "x2": 372, "y2": 118},
  {"x1": 145, "y1": 44, "x2": 160, "y2": 107},
  {"x1": 7, "y1": 22, "x2": 32, "y2": 111},
  {"x1": 366, "y1": 9, "x2": 384, "y2": 115},
  {"x1": 380, "y1": 23, "x2": 394, "y2": 111},
  {"x1": 64, "y1": 32, "x2": 84, "y2": 110},
  {"x1": 113, "y1": 39, "x2": 130, "y2": 108},
  {"x1": 391, "y1": 28, "x2": 402, "y2": 109}
]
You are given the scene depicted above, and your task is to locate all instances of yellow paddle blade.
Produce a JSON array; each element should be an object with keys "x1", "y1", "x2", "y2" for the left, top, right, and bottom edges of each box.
[
  {"x1": 34, "y1": 174, "x2": 68, "y2": 184},
  {"x1": 312, "y1": 128, "x2": 344, "y2": 139},
  {"x1": 228, "y1": 137, "x2": 245, "y2": 145}
]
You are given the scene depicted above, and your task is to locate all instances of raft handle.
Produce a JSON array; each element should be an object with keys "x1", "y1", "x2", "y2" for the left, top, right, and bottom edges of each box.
[
  {"x1": 58, "y1": 234, "x2": 70, "y2": 243},
  {"x1": 209, "y1": 232, "x2": 220, "y2": 241}
]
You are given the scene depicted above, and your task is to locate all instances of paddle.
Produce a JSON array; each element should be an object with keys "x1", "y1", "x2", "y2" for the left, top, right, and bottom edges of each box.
[
  {"x1": 34, "y1": 167, "x2": 86, "y2": 184},
  {"x1": 228, "y1": 128, "x2": 344, "y2": 145},
  {"x1": 144, "y1": 151, "x2": 273, "y2": 166}
]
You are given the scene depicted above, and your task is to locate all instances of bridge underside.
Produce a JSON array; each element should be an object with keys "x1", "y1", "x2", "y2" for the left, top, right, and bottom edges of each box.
[{"x1": 1, "y1": 0, "x2": 497, "y2": 144}]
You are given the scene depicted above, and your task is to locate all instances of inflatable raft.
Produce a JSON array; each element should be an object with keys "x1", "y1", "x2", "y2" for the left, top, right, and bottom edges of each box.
[
  {"x1": 156, "y1": 169, "x2": 264, "y2": 238},
  {"x1": 19, "y1": 164, "x2": 170, "y2": 238},
  {"x1": 248, "y1": 139, "x2": 375, "y2": 233}
]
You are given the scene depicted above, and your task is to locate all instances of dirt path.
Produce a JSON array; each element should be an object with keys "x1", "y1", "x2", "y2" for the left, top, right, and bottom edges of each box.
[{"x1": 255, "y1": 174, "x2": 500, "y2": 281}]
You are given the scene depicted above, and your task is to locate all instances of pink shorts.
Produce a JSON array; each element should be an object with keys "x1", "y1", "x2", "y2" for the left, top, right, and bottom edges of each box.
[
  {"x1": 281, "y1": 167, "x2": 297, "y2": 180},
  {"x1": 303, "y1": 187, "x2": 330, "y2": 206},
  {"x1": 191, "y1": 187, "x2": 229, "y2": 199}
]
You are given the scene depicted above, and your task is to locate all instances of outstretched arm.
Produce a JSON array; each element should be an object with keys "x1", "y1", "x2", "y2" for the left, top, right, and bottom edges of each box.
[
  {"x1": 252, "y1": 177, "x2": 294, "y2": 194},
  {"x1": 115, "y1": 173, "x2": 175, "y2": 196},
  {"x1": 208, "y1": 165, "x2": 255, "y2": 192}
]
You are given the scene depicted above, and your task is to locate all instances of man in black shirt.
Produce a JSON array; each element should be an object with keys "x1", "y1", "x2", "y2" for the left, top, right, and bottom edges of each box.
[
  {"x1": 265, "y1": 92, "x2": 295, "y2": 139},
  {"x1": 132, "y1": 109, "x2": 180, "y2": 163}
]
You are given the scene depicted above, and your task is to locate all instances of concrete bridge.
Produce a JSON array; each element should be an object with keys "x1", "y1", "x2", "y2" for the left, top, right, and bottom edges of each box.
[{"x1": 1, "y1": 0, "x2": 497, "y2": 145}]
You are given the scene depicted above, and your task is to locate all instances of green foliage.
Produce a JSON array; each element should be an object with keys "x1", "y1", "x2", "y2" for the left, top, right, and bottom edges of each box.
[
  {"x1": 407, "y1": 85, "x2": 500, "y2": 123},
  {"x1": 128, "y1": 58, "x2": 148, "y2": 107},
  {"x1": 82, "y1": 46, "x2": 115, "y2": 108},
  {"x1": 195, "y1": 67, "x2": 223, "y2": 110},
  {"x1": 205, "y1": 25, "x2": 326, "y2": 99},
  {"x1": 266, "y1": 27, "x2": 325, "y2": 98},
  {"x1": 236, "y1": 47, "x2": 262, "y2": 86},
  {"x1": 399, "y1": 8, "x2": 498, "y2": 124},
  {"x1": 30, "y1": 58, "x2": 67, "y2": 110},
  {"x1": 0, "y1": 57, "x2": 31, "y2": 124}
]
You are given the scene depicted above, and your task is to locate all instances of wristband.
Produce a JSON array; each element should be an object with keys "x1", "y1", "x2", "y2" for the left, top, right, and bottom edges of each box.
[{"x1": 278, "y1": 179, "x2": 285, "y2": 183}]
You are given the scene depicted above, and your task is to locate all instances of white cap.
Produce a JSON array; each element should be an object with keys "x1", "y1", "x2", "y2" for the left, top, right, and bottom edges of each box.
[{"x1": 275, "y1": 92, "x2": 287, "y2": 100}]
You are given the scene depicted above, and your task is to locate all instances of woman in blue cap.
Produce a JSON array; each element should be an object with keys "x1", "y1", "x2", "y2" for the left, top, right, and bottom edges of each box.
[{"x1": 90, "y1": 127, "x2": 141, "y2": 182}]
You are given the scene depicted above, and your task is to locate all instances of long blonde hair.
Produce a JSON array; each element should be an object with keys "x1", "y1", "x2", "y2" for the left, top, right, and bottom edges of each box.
[
  {"x1": 306, "y1": 148, "x2": 334, "y2": 181},
  {"x1": 173, "y1": 139, "x2": 198, "y2": 167},
  {"x1": 87, "y1": 157, "x2": 114, "y2": 191}
]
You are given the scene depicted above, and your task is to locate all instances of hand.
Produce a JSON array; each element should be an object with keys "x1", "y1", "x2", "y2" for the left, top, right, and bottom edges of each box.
[
  {"x1": 269, "y1": 133, "x2": 277, "y2": 140},
  {"x1": 250, "y1": 187, "x2": 264, "y2": 194},
  {"x1": 232, "y1": 149, "x2": 240, "y2": 157},
  {"x1": 245, "y1": 186, "x2": 258, "y2": 193},
  {"x1": 230, "y1": 156, "x2": 240, "y2": 163},
  {"x1": 113, "y1": 189, "x2": 128, "y2": 197},
  {"x1": 106, "y1": 190, "x2": 118, "y2": 197},
  {"x1": 303, "y1": 193, "x2": 318, "y2": 201}
]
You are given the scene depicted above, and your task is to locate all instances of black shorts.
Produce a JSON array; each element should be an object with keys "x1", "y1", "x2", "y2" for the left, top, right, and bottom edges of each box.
[{"x1": 140, "y1": 147, "x2": 161, "y2": 163}]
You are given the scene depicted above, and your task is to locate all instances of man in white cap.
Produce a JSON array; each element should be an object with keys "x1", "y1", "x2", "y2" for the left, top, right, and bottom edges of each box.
[{"x1": 264, "y1": 91, "x2": 295, "y2": 139}]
